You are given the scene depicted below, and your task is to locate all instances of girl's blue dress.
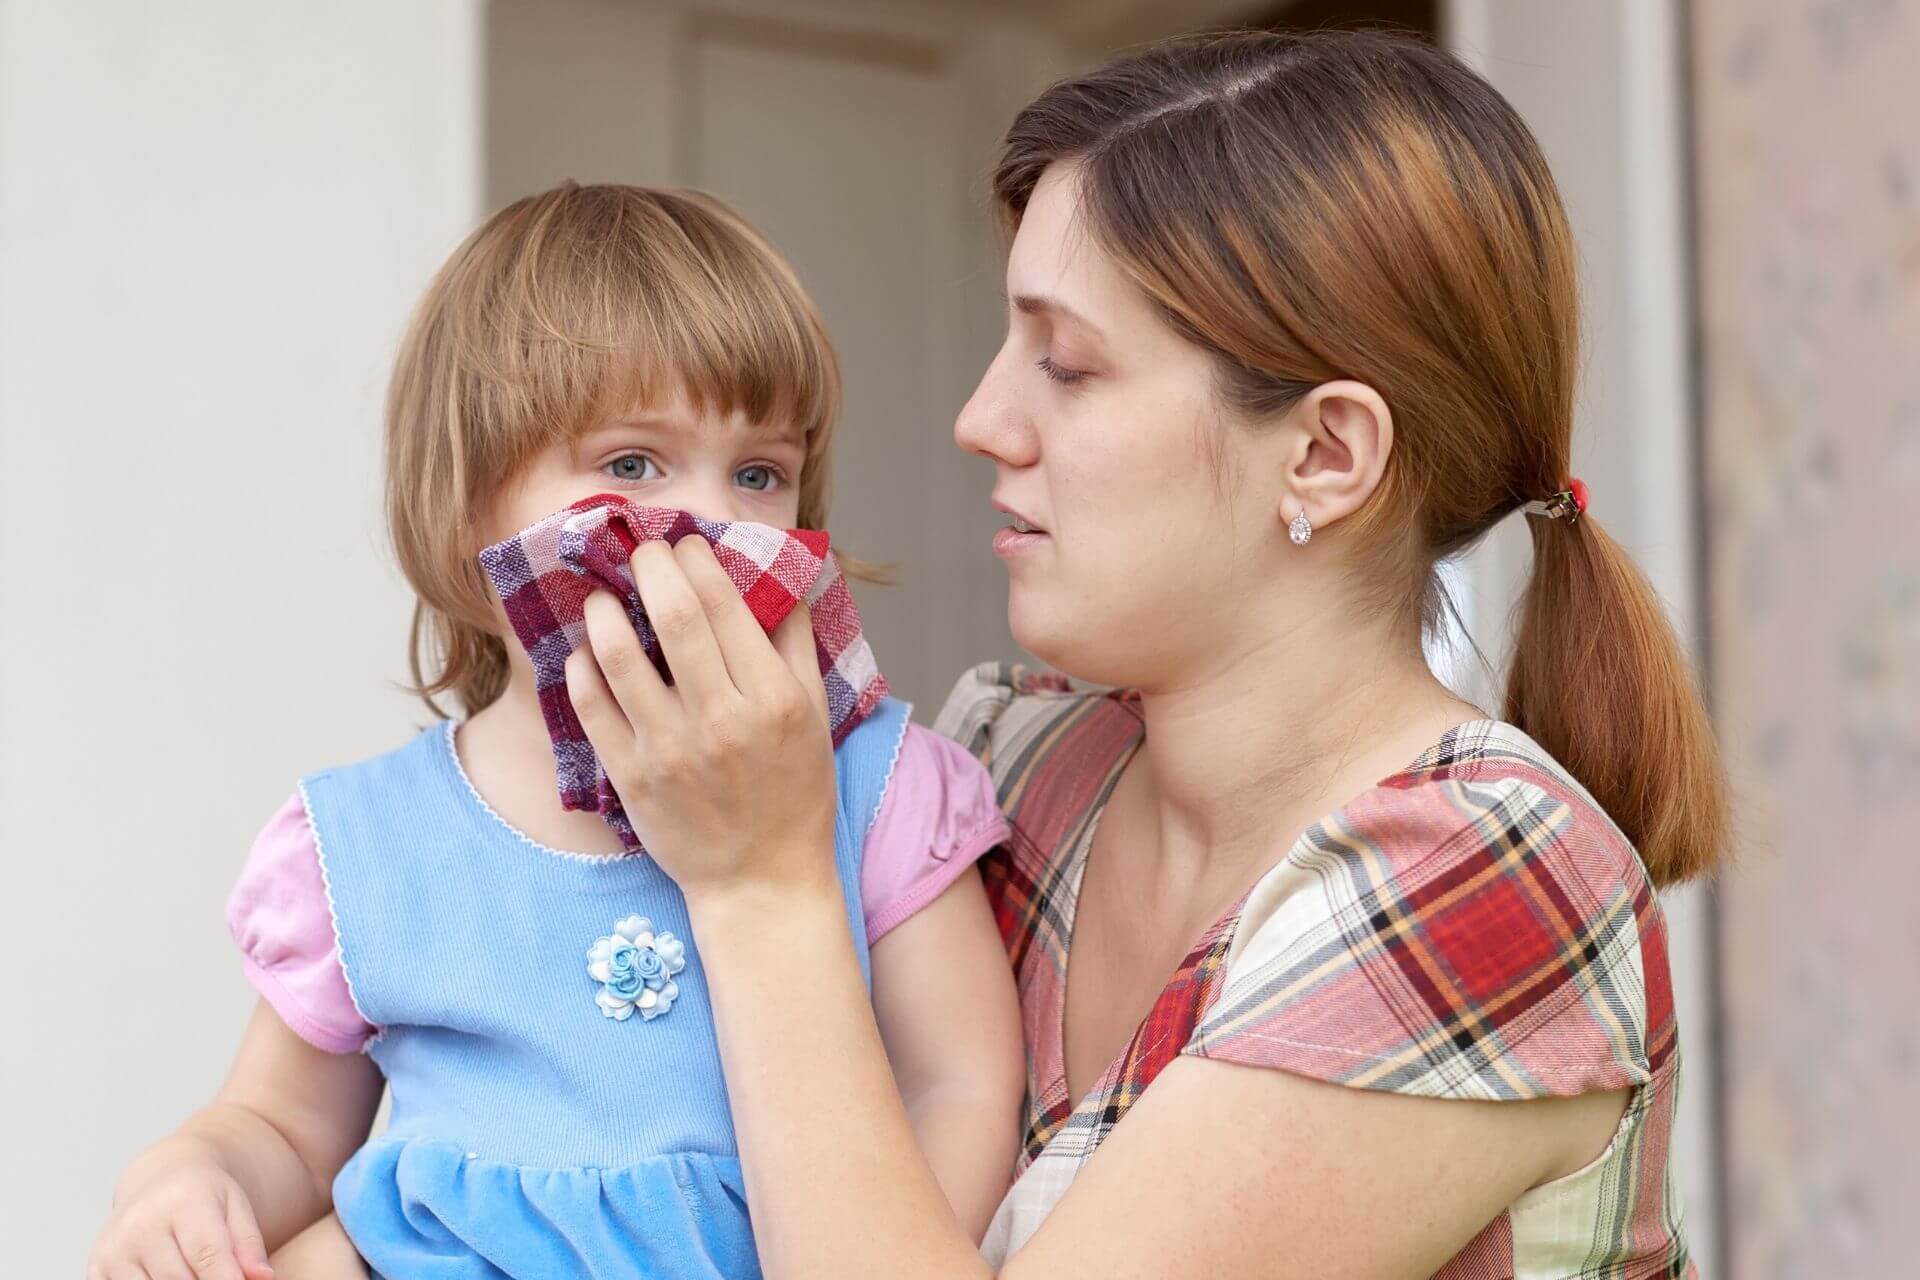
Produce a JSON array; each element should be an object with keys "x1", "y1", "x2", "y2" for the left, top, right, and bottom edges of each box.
[{"x1": 306, "y1": 701, "x2": 908, "y2": 1279}]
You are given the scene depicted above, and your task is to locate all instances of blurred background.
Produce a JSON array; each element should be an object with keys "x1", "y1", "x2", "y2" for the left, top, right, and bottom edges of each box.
[{"x1": 2, "y1": 1, "x2": 1914, "y2": 1275}]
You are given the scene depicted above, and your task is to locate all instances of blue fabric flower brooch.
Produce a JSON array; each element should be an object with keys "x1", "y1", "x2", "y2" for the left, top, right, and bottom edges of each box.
[{"x1": 587, "y1": 915, "x2": 687, "y2": 1022}]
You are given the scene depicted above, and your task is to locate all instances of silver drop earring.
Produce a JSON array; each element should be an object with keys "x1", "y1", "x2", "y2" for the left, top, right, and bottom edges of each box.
[{"x1": 1289, "y1": 509, "x2": 1313, "y2": 546}]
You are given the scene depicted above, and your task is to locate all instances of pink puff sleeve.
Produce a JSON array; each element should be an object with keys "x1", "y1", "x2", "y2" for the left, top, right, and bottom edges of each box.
[
  {"x1": 225, "y1": 791, "x2": 375, "y2": 1053},
  {"x1": 860, "y1": 723, "x2": 1010, "y2": 944}
]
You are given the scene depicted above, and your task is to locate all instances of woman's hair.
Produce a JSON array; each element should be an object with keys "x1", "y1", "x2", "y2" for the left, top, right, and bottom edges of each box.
[
  {"x1": 387, "y1": 182, "x2": 843, "y2": 719},
  {"x1": 993, "y1": 30, "x2": 1725, "y2": 884}
]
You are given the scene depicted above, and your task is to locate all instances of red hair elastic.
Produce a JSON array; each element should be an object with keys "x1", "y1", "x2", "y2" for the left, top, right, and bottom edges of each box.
[{"x1": 1522, "y1": 477, "x2": 1588, "y2": 525}]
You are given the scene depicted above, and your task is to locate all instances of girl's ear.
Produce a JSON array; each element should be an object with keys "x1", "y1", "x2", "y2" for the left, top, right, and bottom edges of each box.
[{"x1": 1277, "y1": 380, "x2": 1393, "y2": 536}]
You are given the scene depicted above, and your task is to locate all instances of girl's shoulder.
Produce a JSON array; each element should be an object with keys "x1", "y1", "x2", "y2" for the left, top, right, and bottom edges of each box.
[
  {"x1": 858, "y1": 720, "x2": 1010, "y2": 945},
  {"x1": 227, "y1": 789, "x2": 376, "y2": 1054}
]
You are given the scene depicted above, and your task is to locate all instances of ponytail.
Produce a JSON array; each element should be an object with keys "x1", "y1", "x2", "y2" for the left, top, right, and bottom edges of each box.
[{"x1": 1505, "y1": 515, "x2": 1727, "y2": 885}]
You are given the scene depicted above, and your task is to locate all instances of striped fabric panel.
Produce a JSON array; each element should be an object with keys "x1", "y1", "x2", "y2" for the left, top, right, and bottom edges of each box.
[{"x1": 937, "y1": 663, "x2": 1144, "y2": 1167}]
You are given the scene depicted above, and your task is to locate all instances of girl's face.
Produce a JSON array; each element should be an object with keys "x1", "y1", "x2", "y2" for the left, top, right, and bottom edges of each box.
[
  {"x1": 487, "y1": 383, "x2": 809, "y2": 548},
  {"x1": 954, "y1": 164, "x2": 1298, "y2": 690}
]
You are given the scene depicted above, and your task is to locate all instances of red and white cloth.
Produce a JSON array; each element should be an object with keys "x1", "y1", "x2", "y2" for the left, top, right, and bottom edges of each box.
[{"x1": 479, "y1": 495, "x2": 887, "y2": 850}]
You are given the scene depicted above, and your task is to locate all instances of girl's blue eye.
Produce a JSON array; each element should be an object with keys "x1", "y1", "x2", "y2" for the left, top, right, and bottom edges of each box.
[
  {"x1": 1037, "y1": 356, "x2": 1086, "y2": 386},
  {"x1": 607, "y1": 454, "x2": 658, "y2": 482},
  {"x1": 735, "y1": 465, "x2": 780, "y2": 492}
]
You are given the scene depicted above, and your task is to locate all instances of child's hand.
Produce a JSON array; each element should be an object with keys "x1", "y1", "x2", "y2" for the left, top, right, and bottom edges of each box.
[
  {"x1": 89, "y1": 1152, "x2": 274, "y2": 1280},
  {"x1": 566, "y1": 535, "x2": 838, "y2": 905}
]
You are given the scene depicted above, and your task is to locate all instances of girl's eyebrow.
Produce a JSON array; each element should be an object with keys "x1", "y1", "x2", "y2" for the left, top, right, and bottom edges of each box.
[
  {"x1": 747, "y1": 419, "x2": 806, "y2": 449},
  {"x1": 580, "y1": 416, "x2": 805, "y2": 451}
]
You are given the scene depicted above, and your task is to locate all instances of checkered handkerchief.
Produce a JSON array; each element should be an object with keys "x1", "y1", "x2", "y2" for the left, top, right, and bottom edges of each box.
[{"x1": 478, "y1": 494, "x2": 888, "y2": 851}]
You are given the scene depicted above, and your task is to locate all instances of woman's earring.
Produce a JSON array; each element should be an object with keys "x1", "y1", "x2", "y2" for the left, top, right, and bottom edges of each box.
[{"x1": 1289, "y1": 509, "x2": 1313, "y2": 546}]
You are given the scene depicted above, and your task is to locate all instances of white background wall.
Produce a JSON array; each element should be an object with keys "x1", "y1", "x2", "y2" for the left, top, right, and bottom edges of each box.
[{"x1": 0, "y1": 1, "x2": 483, "y2": 1269}]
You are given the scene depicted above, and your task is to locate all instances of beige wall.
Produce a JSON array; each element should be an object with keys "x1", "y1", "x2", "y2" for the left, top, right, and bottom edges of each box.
[{"x1": 1696, "y1": 1, "x2": 1920, "y2": 1274}]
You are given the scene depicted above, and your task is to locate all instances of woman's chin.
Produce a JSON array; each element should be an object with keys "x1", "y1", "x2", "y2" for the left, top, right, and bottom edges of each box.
[
  {"x1": 1008, "y1": 592, "x2": 1071, "y2": 670},
  {"x1": 1010, "y1": 594, "x2": 1117, "y2": 687}
]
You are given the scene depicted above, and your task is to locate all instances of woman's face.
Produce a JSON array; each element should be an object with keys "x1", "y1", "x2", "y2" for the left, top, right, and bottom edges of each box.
[{"x1": 955, "y1": 164, "x2": 1295, "y2": 690}]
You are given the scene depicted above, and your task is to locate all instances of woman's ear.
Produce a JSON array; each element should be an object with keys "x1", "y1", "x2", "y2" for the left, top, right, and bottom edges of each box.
[{"x1": 1279, "y1": 380, "x2": 1393, "y2": 536}]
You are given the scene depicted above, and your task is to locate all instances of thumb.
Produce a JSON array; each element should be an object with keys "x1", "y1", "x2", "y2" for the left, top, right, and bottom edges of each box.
[{"x1": 224, "y1": 1190, "x2": 273, "y2": 1279}]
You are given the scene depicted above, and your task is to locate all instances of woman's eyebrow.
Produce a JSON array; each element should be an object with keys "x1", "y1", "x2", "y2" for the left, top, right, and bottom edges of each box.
[{"x1": 1007, "y1": 291, "x2": 1106, "y2": 339}]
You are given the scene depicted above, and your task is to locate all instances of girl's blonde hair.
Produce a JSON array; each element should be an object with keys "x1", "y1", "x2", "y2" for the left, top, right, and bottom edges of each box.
[{"x1": 386, "y1": 182, "x2": 844, "y2": 717}]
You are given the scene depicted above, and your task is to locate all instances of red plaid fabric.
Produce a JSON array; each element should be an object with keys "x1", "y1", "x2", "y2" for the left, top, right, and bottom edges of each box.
[
  {"x1": 935, "y1": 663, "x2": 1695, "y2": 1276},
  {"x1": 479, "y1": 495, "x2": 887, "y2": 850}
]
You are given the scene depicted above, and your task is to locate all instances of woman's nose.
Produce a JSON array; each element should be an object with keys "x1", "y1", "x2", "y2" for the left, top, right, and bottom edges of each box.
[{"x1": 954, "y1": 354, "x2": 1039, "y2": 469}]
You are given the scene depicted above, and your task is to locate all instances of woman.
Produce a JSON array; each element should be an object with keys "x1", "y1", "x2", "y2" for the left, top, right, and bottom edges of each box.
[{"x1": 566, "y1": 29, "x2": 1724, "y2": 1277}]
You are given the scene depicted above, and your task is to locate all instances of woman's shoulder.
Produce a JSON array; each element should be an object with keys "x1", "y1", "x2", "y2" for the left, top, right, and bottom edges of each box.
[
  {"x1": 933, "y1": 662, "x2": 1137, "y2": 777},
  {"x1": 1383, "y1": 719, "x2": 1663, "y2": 909},
  {"x1": 934, "y1": 661, "x2": 1083, "y2": 746},
  {"x1": 1188, "y1": 719, "x2": 1676, "y2": 1102}
]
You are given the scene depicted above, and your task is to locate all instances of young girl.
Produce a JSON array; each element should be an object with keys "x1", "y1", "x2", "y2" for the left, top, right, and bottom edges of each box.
[{"x1": 87, "y1": 183, "x2": 1024, "y2": 1280}]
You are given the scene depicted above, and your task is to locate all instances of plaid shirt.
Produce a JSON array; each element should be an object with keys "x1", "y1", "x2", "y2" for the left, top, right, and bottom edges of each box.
[
  {"x1": 935, "y1": 663, "x2": 1695, "y2": 1278},
  {"x1": 479, "y1": 496, "x2": 887, "y2": 850}
]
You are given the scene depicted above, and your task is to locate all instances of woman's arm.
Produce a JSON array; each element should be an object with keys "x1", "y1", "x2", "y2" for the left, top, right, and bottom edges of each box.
[
  {"x1": 869, "y1": 869, "x2": 1024, "y2": 1241},
  {"x1": 565, "y1": 538, "x2": 1625, "y2": 1278},
  {"x1": 90, "y1": 1001, "x2": 382, "y2": 1280},
  {"x1": 696, "y1": 882, "x2": 1625, "y2": 1279}
]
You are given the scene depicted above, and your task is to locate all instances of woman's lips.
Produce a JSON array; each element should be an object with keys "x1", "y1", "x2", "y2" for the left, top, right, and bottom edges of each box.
[
  {"x1": 993, "y1": 525, "x2": 1049, "y2": 557},
  {"x1": 991, "y1": 499, "x2": 1048, "y2": 558}
]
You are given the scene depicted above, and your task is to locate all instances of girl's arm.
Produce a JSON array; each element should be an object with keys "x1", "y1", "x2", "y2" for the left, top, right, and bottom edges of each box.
[
  {"x1": 565, "y1": 539, "x2": 1626, "y2": 1277},
  {"x1": 869, "y1": 868, "x2": 1024, "y2": 1241},
  {"x1": 89, "y1": 1001, "x2": 382, "y2": 1280},
  {"x1": 269, "y1": 1214, "x2": 369, "y2": 1279}
]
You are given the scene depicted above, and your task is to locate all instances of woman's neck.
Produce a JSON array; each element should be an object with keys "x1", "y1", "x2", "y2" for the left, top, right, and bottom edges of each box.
[{"x1": 1124, "y1": 604, "x2": 1479, "y2": 885}]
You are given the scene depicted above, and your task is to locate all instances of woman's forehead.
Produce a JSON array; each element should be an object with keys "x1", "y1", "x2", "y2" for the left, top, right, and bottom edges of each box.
[{"x1": 1007, "y1": 166, "x2": 1155, "y2": 340}]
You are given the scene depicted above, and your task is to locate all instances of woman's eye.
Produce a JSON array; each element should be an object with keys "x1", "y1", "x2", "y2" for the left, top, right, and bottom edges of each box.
[
  {"x1": 734, "y1": 465, "x2": 781, "y2": 492},
  {"x1": 1037, "y1": 356, "x2": 1087, "y2": 386},
  {"x1": 606, "y1": 454, "x2": 659, "y2": 482}
]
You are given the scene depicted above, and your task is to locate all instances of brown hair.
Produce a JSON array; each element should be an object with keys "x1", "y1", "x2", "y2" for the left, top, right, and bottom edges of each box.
[
  {"x1": 994, "y1": 30, "x2": 1724, "y2": 884},
  {"x1": 387, "y1": 182, "x2": 845, "y2": 718}
]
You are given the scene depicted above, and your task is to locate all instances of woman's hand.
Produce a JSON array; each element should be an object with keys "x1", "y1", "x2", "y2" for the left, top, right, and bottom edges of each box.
[{"x1": 566, "y1": 536, "x2": 839, "y2": 905}]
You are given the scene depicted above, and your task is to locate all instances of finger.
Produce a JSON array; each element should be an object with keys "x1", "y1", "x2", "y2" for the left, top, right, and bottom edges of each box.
[
  {"x1": 173, "y1": 1208, "x2": 244, "y2": 1280},
  {"x1": 672, "y1": 536, "x2": 786, "y2": 695},
  {"x1": 88, "y1": 1247, "x2": 132, "y2": 1280},
  {"x1": 143, "y1": 1236, "x2": 196, "y2": 1280},
  {"x1": 565, "y1": 647, "x2": 646, "y2": 786},
  {"x1": 771, "y1": 605, "x2": 831, "y2": 728},
  {"x1": 581, "y1": 590, "x2": 673, "y2": 730},
  {"x1": 631, "y1": 540, "x2": 736, "y2": 703},
  {"x1": 223, "y1": 1193, "x2": 272, "y2": 1280}
]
